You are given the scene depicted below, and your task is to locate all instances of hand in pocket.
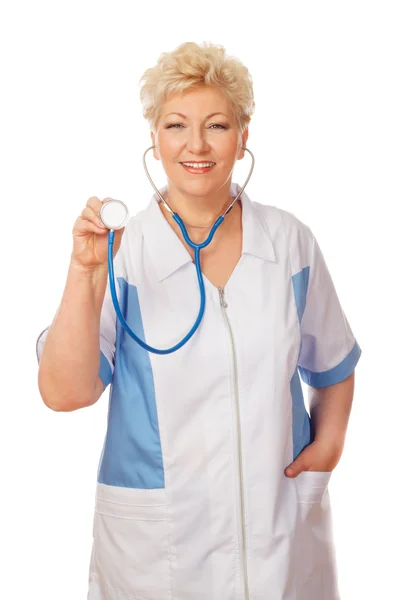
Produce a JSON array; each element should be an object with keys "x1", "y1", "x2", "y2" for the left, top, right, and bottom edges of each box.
[{"x1": 284, "y1": 439, "x2": 343, "y2": 478}]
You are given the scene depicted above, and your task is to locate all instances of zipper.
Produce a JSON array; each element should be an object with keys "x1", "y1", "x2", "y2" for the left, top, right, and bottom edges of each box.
[{"x1": 218, "y1": 287, "x2": 250, "y2": 600}]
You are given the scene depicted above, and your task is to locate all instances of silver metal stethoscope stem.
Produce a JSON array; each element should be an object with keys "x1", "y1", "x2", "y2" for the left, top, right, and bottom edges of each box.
[{"x1": 103, "y1": 145, "x2": 255, "y2": 354}]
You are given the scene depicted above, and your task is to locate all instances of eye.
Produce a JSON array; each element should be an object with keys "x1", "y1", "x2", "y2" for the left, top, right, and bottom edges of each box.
[{"x1": 166, "y1": 123, "x2": 227, "y2": 130}]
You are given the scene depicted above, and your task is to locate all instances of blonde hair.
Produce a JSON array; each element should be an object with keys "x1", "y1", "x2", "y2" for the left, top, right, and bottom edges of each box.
[{"x1": 138, "y1": 41, "x2": 255, "y2": 135}]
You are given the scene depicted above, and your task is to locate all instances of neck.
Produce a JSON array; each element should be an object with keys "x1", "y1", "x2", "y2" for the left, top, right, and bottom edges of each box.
[
  {"x1": 157, "y1": 182, "x2": 242, "y2": 245},
  {"x1": 160, "y1": 181, "x2": 236, "y2": 228}
]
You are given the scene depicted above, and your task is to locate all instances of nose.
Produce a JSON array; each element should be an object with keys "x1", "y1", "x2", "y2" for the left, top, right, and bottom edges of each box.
[{"x1": 185, "y1": 126, "x2": 210, "y2": 154}]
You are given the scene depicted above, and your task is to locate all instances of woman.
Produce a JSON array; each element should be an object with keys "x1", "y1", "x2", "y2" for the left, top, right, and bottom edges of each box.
[{"x1": 37, "y1": 41, "x2": 362, "y2": 600}]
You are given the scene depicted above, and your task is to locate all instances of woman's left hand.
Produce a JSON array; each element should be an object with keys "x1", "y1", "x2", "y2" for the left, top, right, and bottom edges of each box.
[{"x1": 284, "y1": 439, "x2": 344, "y2": 477}]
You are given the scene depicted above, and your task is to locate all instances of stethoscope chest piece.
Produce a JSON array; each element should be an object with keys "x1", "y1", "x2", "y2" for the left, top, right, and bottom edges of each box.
[{"x1": 100, "y1": 199, "x2": 129, "y2": 230}]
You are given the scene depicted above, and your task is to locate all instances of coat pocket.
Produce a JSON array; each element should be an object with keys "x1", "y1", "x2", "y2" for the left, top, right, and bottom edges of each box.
[
  {"x1": 93, "y1": 483, "x2": 171, "y2": 600},
  {"x1": 295, "y1": 470, "x2": 332, "y2": 503},
  {"x1": 294, "y1": 471, "x2": 340, "y2": 599}
]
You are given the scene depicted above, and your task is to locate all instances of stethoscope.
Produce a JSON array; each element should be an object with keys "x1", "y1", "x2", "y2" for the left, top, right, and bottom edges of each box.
[{"x1": 99, "y1": 144, "x2": 255, "y2": 354}]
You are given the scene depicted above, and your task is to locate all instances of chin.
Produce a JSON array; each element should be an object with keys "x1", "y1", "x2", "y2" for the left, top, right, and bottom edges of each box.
[{"x1": 174, "y1": 174, "x2": 224, "y2": 191}]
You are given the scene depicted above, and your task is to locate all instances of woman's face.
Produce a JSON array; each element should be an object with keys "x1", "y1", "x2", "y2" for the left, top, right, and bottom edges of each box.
[{"x1": 150, "y1": 85, "x2": 248, "y2": 199}]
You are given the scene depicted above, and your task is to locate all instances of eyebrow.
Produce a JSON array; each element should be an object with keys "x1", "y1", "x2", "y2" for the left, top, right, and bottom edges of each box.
[{"x1": 165, "y1": 112, "x2": 228, "y2": 119}]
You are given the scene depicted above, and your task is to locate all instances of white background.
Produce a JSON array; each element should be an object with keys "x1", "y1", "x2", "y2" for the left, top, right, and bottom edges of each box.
[{"x1": 1, "y1": 1, "x2": 398, "y2": 598}]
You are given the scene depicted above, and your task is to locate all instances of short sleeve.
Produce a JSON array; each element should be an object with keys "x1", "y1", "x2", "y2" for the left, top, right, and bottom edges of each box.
[
  {"x1": 297, "y1": 229, "x2": 362, "y2": 388},
  {"x1": 36, "y1": 242, "x2": 126, "y2": 392},
  {"x1": 36, "y1": 326, "x2": 51, "y2": 364}
]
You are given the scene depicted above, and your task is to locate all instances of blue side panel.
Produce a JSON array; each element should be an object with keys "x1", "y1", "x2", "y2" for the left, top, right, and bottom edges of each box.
[
  {"x1": 99, "y1": 351, "x2": 112, "y2": 388},
  {"x1": 291, "y1": 266, "x2": 312, "y2": 460},
  {"x1": 292, "y1": 266, "x2": 309, "y2": 323},
  {"x1": 98, "y1": 277, "x2": 165, "y2": 489},
  {"x1": 290, "y1": 368, "x2": 312, "y2": 460},
  {"x1": 298, "y1": 339, "x2": 362, "y2": 388}
]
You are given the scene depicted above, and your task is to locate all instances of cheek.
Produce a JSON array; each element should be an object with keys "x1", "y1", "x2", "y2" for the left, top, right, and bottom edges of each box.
[
  {"x1": 157, "y1": 133, "x2": 182, "y2": 154},
  {"x1": 215, "y1": 136, "x2": 241, "y2": 159}
]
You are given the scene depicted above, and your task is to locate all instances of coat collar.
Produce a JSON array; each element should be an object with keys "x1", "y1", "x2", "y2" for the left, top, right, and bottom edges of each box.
[{"x1": 141, "y1": 181, "x2": 276, "y2": 282}]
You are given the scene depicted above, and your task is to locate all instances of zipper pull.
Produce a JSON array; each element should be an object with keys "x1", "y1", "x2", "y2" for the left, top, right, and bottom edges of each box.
[{"x1": 218, "y1": 287, "x2": 228, "y2": 308}]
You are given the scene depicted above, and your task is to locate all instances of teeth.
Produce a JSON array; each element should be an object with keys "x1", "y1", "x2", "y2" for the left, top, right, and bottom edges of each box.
[{"x1": 182, "y1": 162, "x2": 215, "y2": 168}]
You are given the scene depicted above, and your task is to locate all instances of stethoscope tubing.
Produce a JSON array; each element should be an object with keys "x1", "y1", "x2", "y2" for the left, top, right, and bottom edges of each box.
[
  {"x1": 106, "y1": 145, "x2": 254, "y2": 354},
  {"x1": 107, "y1": 214, "x2": 225, "y2": 354}
]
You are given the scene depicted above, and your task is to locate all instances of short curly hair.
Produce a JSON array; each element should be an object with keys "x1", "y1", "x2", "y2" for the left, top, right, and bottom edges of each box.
[{"x1": 138, "y1": 41, "x2": 255, "y2": 135}]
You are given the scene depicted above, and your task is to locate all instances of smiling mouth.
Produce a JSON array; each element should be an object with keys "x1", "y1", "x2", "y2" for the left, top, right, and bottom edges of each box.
[{"x1": 179, "y1": 162, "x2": 216, "y2": 171}]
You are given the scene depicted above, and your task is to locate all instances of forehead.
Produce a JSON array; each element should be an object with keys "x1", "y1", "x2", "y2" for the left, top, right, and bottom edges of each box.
[{"x1": 160, "y1": 86, "x2": 233, "y2": 118}]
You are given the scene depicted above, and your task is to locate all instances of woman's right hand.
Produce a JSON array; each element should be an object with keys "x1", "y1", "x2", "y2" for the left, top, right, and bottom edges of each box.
[{"x1": 71, "y1": 197, "x2": 126, "y2": 270}]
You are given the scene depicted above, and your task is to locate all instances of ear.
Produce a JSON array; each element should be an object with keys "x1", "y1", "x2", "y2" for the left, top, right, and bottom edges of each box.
[
  {"x1": 150, "y1": 131, "x2": 159, "y2": 160},
  {"x1": 238, "y1": 128, "x2": 249, "y2": 160}
]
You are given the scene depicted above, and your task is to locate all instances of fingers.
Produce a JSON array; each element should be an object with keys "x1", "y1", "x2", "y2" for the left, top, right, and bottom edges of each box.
[
  {"x1": 81, "y1": 206, "x2": 107, "y2": 230},
  {"x1": 73, "y1": 216, "x2": 108, "y2": 236},
  {"x1": 86, "y1": 196, "x2": 113, "y2": 213},
  {"x1": 86, "y1": 196, "x2": 113, "y2": 226},
  {"x1": 73, "y1": 196, "x2": 113, "y2": 235}
]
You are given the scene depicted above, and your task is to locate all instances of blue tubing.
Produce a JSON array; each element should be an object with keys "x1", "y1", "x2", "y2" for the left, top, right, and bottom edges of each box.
[{"x1": 107, "y1": 213, "x2": 224, "y2": 354}]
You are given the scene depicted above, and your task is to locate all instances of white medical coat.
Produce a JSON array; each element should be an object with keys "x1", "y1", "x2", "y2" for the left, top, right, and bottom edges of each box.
[{"x1": 36, "y1": 181, "x2": 362, "y2": 600}]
